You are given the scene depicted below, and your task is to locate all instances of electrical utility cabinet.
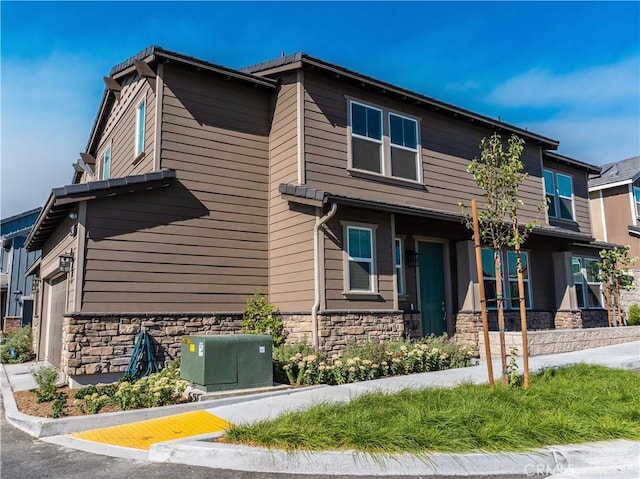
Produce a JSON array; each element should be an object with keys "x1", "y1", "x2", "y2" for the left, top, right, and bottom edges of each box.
[{"x1": 180, "y1": 335, "x2": 273, "y2": 392}]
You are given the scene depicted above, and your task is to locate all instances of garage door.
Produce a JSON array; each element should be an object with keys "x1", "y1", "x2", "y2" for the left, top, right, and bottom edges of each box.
[{"x1": 46, "y1": 275, "x2": 67, "y2": 366}]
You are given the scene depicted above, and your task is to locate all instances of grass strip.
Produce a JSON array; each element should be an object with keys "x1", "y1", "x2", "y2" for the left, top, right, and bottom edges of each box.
[{"x1": 226, "y1": 364, "x2": 640, "y2": 453}]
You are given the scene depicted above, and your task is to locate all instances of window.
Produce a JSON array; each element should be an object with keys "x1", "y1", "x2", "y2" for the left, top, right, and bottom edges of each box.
[
  {"x1": 349, "y1": 100, "x2": 420, "y2": 182},
  {"x1": 135, "y1": 100, "x2": 146, "y2": 157},
  {"x1": 389, "y1": 114, "x2": 419, "y2": 181},
  {"x1": 543, "y1": 169, "x2": 574, "y2": 220},
  {"x1": 481, "y1": 248, "x2": 532, "y2": 309},
  {"x1": 572, "y1": 257, "x2": 586, "y2": 308},
  {"x1": 505, "y1": 250, "x2": 531, "y2": 309},
  {"x1": 634, "y1": 186, "x2": 640, "y2": 218},
  {"x1": 346, "y1": 226, "x2": 375, "y2": 292},
  {"x1": 100, "y1": 146, "x2": 111, "y2": 180},
  {"x1": 395, "y1": 238, "x2": 405, "y2": 295},
  {"x1": 584, "y1": 258, "x2": 604, "y2": 308},
  {"x1": 351, "y1": 102, "x2": 382, "y2": 174}
]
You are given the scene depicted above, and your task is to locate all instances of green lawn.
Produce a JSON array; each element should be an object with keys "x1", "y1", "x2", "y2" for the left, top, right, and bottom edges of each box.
[{"x1": 225, "y1": 364, "x2": 640, "y2": 454}]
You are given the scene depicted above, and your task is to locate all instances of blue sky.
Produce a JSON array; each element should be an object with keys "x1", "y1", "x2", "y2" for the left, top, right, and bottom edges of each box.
[{"x1": 1, "y1": 1, "x2": 639, "y2": 218}]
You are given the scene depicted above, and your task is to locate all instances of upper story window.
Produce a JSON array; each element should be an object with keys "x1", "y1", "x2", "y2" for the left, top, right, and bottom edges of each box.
[
  {"x1": 101, "y1": 146, "x2": 111, "y2": 180},
  {"x1": 543, "y1": 169, "x2": 574, "y2": 220},
  {"x1": 135, "y1": 100, "x2": 146, "y2": 157},
  {"x1": 345, "y1": 225, "x2": 376, "y2": 293},
  {"x1": 481, "y1": 248, "x2": 532, "y2": 310},
  {"x1": 349, "y1": 100, "x2": 420, "y2": 182},
  {"x1": 634, "y1": 186, "x2": 640, "y2": 218}
]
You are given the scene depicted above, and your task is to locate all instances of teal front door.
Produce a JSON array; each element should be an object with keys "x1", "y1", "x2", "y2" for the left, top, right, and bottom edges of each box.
[{"x1": 418, "y1": 242, "x2": 446, "y2": 336}]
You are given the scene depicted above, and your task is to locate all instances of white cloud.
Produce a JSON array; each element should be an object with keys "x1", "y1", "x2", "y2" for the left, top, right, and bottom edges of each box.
[
  {"x1": 526, "y1": 114, "x2": 640, "y2": 165},
  {"x1": 487, "y1": 56, "x2": 640, "y2": 109}
]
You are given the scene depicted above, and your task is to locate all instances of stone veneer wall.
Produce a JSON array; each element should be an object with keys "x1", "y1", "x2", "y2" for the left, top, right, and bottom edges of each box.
[
  {"x1": 317, "y1": 312, "x2": 405, "y2": 354},
  {"x1": 62, "y1": 311, "x2": 407, "y2": 378},
  {"x1": 621, "y1": 269, "x2": 640, "y2": 318},
  {"x1": 454, "y1": 309, "x2": 608, "y2": 357},
  {"x1": 62, "y1": 313, "x2": 244, "y2": 377}
]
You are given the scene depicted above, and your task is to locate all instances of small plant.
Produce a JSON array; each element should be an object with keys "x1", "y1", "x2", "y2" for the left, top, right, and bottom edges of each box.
[
  {"x1": 628, "y1": 303, "x2": 640, "y2": 326},
  {"x1": 30, "y1": 365, "x2": 59, "y2": 403},
  {"x1": 83, "y1": 392, "x2": 111, "y2": 414},
  {"x1": 242, "y1": 289, "x2": 284, "y2": 346},
  {"x1": 0, "y1": 326, "x2": 35, "y2": 364},
  {"x1": 507, "y1": 346, "x2": 523, "y2": 387},
  {"x1": 51, "y1": 393, "x2": 68, "y2": 418}
]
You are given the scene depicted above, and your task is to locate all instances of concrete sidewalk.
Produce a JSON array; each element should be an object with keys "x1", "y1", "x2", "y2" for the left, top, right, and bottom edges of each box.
[{"x1": 2, "y1": 341, "x2": 639, "y2": 477}]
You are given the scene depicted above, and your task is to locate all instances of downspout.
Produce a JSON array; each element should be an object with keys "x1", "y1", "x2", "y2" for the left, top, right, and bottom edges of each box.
[{"x1": 312, "y1": 202, "x2": 337, "y2": 347}]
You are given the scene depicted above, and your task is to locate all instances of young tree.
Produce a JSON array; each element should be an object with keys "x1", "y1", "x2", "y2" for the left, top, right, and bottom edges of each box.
[
  {"x1": 463, "y1": 133, "x2": 542, "y2": 386},
  {"x1": 590, "y1": 246, "x2": 637, "y2": 326}
]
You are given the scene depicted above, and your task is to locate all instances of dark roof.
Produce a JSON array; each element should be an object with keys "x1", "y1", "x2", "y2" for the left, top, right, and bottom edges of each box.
[
  {"x1": 25, "y1": 170, "x2": 176, "y2": 251},
  {"x1": 245, "y1": 53, "x2": 560, "y2": 149},
  {"x1": 1, "y1": 207, "x2": 42, "y2": 238},
  {"x1": 543, "y1": 152, "x2": 600, "y2": 174},
  {"x1": 279, "y1": 183, "x2": 593, "y2": 243},
  {"x1": 588, "y1": 156, "x2": 640, "y2": 189},
  {"x1": 629, "y1": 225, "x2": 640, "y2": 237}
]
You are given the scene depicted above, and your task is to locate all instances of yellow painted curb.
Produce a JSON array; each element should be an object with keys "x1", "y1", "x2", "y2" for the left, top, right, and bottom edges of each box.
[{"x1": 71, "y1": 410, "x2": 232, "y2": 450}]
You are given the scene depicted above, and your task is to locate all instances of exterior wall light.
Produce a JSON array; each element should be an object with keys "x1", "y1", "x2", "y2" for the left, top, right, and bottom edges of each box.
[{"x1": 59, "y1": 253, "x2": 74, "y2": 273}]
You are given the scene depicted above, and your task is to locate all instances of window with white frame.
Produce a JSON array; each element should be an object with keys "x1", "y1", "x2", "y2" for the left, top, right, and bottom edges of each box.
[
  {"x1": 135, "y1": 100, "x2": 146, "y2": 157},
  {"x1": 389, "y1": 113, "x2": 419, "y2": 181},
  {"x1": 634, "y1": 186, "x2": 640, "y2": 218},
  {"x1": 543, "y1": 169, "x2": 574, "y2": 220},
  {"x1": 346, "y1": 226, "x2": 375, "y2": 292},
  {"x1": 481, "y1": 248, "x2": 532, "y2": 309},
  {"x1": 100, "y1": 146, "x2": 111, "y2": 180},
  {"x1": 584, "y1": 258, "x2": 604, "y2": 308},
  {"x1": 395, "y1": 238, "x2": 405, "y2": 295},
  {"x1": 349, "y1": 100, "x2": 420, "y2": 182},
  {"x1": 350, "y1": 102, "x2": 383, "y2": 174}
]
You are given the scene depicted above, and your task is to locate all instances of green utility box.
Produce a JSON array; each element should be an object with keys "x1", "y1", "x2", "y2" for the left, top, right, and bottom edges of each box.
[{"x1": 180, "y1": 334, "x2": 273, "y2": 392}]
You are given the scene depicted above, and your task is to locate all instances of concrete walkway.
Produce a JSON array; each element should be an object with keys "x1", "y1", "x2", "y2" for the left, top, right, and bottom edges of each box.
[{"x1": 2, "y1": 341, "x2": 639, "y2": 477}]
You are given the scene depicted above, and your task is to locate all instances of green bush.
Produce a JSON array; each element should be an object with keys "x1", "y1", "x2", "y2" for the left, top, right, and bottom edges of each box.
[
  {"x1": 628, "y1": 303, "x2": 640, "y2": 326},
  {"x1": 241, "y1": 289, "x2": 285, "y2": 346},
  {"x1": 0, "y1": 326, "x2": 35, "y2": 364},
  {"x1": 30, "y1": 365, "x2": 60, "y2": 403}
]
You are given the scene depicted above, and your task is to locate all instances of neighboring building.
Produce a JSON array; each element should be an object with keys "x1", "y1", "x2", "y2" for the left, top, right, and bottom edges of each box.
[
  {"x1": 588, "y1": 156, "x2": 640, "y2": 313},
  {"x1": 1, "y1": 208, "x2": 42, "y2": 332},
  {"x1": 25, "y1": 47, "x2": 606, "y2": 386}
]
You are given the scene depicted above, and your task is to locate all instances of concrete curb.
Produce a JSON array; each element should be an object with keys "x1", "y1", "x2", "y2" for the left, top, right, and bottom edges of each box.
[
  {"x1": 147, "y1": 439, "x2": 640, "y2": 476},
  {"x1": 0, "y1": 364, "x2": 326, "y2": 438}
]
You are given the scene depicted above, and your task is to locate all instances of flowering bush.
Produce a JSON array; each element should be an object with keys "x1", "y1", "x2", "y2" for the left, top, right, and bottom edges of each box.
[
  {"x1": 73, "y1": 360, "x2": 189, "y2": 414},
  {"x1": 274, "y1": 335, "x2": 472, "y2": 386}
]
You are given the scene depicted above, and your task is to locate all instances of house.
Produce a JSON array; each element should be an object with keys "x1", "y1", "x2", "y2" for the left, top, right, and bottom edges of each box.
[
  {"x1": 25, "y1": 47, "x2": 607, "y2": 386},
  {"x1": 588, "y1": 156, "x2": 640, "y2": 312},
  {"x1": 1, "y1": 208, "x2": 42, "y2": 332}
]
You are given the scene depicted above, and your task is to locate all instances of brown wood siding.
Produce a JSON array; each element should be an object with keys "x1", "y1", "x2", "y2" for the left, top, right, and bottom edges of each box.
[
  {"x1": 323, "y1": 207, "x2": 394, "y2": 310},
  {"x1": 41, "y1": 216, "x2": 77, "y2": 312},
  {"x1": 80, "y1": 65, "x2": 272, "y2": 313},
  {"x1": 267, "y1": 74, "x2": 317, "y2": 311},
  {"x1": 92, "y1": 75, "x2": 156, "y2": 181},
  {"x1": 302, "y1": 73, "x2": 545, "y2": 223},
  {"x1": 602, "y1": 184, "x2": 640, "y2": 258},
  {"x1": 543, "y1": 160, "x2": 592, "y2": 235}
]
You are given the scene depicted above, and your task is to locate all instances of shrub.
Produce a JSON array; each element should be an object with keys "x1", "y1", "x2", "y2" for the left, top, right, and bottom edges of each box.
[
  {"x1": 241, "y1": 289, "x2": 284, "y2": 346},
  {"x1": 0, "y1": 326, "x2": 35, "y2": 364},
  {"x1": 273, "y1": 342, "x2": 322, "y2": 384},
  {"x1": 274, "y1": 336, "x2": 473, "y2": 387},
  {"x1": 628, "y1": 303, "x2": 640, "y2": 326},
  {"x1": 51, "y1": 393, "x2": 68, "y2": 418},
  {"x1": 30, "y1": 365, "x2": 60, "y2": 403}
]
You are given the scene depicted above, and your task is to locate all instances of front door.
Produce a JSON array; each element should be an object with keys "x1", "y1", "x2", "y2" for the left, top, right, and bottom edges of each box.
[
  {"x1": 46, "y1": 275, "x2": 67, "y2": 366},
  {"x1": 418, "y1": 241, "x2": 446, "y2": 336}
]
